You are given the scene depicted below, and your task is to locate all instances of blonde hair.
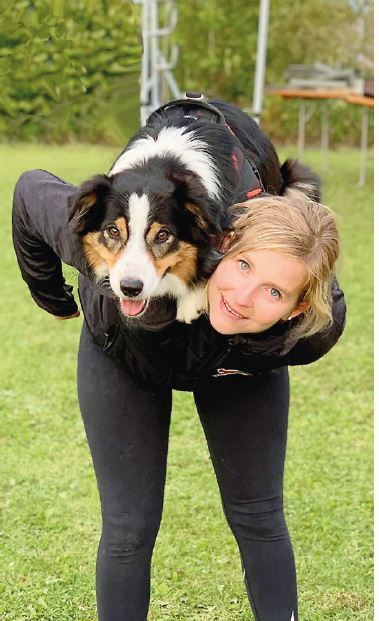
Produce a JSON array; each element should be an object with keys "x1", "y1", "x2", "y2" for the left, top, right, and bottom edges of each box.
[{"x1": 226, "y1": 189, "x2": 340, "y2": 342}]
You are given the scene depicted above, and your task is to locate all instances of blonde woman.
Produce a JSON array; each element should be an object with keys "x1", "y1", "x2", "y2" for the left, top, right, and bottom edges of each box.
[{"x1": 13, "y1": 173, "x2": 345, "y2": 621}]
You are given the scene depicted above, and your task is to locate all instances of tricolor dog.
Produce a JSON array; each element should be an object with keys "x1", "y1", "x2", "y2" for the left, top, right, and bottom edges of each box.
[{"x1": 69, "y1": 96, "x2": 319, "y2": 323}]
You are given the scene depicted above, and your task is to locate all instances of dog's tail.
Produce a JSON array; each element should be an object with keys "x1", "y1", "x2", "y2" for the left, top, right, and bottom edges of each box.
[{"x1": 280, "y1": 159, "x2": 321, "y2": 202}]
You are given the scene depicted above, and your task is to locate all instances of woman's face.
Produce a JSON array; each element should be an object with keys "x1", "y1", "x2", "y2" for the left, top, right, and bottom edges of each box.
[{"x1": 207, "y1": 249, "x2": 309, "y2": 335}]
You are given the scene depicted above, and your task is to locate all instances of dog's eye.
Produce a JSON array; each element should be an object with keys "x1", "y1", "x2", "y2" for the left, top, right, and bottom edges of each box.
[
  {"x1": 155, "y1": 228, "x2": 171, "y2": 243},
  {"x1": 106, "y1": 225, "x2": 120, "y2": 239}
]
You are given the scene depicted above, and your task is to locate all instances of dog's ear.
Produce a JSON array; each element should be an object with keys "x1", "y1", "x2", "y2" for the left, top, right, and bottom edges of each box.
[
  {"x1": 168, "y1": 170, "x2": 223, "y2": 235},
  {"x1": 68, "y1": 174, "x2": 113, "y2": 235}
]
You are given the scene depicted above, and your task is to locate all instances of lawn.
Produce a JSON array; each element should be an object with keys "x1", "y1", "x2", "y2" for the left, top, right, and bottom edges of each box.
[{"x1": 0, "y1": 143, "x2": 373, "y2": 620}]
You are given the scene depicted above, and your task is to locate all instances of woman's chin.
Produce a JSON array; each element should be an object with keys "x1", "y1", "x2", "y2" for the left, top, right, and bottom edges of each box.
[
  {"x1": 208, "y1": 310, "x2": 238, "y2": 335},
  {"x1": 209, "y1": 308, "x2": 273, "y2": 335}
]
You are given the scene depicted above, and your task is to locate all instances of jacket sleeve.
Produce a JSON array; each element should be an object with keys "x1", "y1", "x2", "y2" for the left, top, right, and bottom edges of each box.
[
  {"x1": 285, "y1": 278, "x2": 346, "y2": 366},
  {"x1": 12, "y1": 169, "x2": 85, "y2": 317}
]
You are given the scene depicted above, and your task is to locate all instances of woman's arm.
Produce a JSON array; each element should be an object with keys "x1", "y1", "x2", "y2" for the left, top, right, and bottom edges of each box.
[
  {"x1": 12, "y1": 169, "x2": 84, "y2": 318},
  {"x1": 228, "y1": 280, "x2": 346, "y2": 374},
  {"x1": 285, "y1": 279, "x2": 346, "y2": 366}
]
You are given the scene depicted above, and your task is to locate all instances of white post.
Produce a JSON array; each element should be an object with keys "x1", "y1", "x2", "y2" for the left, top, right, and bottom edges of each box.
[
  {"x1": 358, "y1": 106, "x2": 369, "y2": 187},
  {"x1": 252, "y1": 0, "x2": 270, "y2": 125},
  {"x1": 140, "y1": 0, "x2": 149, "y2": 123},
  {"x1": 150, "y1": 0, "x2": 160, "y2": 111},
  {"x1": 298, "y1": 100, "x2": 306, "y2": 162},
  {"x1": 320, "y1": 103, "x2": 329, "y2": 177}
]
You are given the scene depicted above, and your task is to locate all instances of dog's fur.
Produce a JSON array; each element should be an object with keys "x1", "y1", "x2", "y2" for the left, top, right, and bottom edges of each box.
[{"x1": 69, "y1": 99, "x2": 320, "y2": 323}]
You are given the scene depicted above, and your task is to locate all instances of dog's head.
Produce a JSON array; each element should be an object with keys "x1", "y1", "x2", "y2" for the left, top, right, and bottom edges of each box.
[{"x1": 68, "y1": 165, "x2": 225, "y2": 318}]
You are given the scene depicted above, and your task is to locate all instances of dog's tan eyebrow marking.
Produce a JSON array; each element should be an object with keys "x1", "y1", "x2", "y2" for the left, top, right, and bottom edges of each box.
[
  {"x1": 114, "y1": 216, "x2": 128, "y2": 243},
  {"x1": 146, "y1": 222, "x2": 165, "y2": 246},
  {"x1": 82, "y1": 228, "x2": 126, "y2": 273},
  {"x1": 155, "y1": 241, "x2": 198, "y2": 281}
]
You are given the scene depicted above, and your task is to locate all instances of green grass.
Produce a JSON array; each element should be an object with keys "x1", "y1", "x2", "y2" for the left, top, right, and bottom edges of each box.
[{"x1": 0, "y1": 143, "x2": 373, "y2": 620}]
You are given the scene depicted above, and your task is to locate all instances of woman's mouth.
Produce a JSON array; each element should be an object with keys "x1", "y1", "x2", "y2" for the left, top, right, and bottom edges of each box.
[{"x1": 220, "y1": 295, "x2": 247, "y2": 320}]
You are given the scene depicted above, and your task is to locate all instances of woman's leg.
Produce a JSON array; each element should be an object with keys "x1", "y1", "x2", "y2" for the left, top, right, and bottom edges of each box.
[
  {"x1": 194, "y1": 368, "x2": 297, "y2": 621},
  {"x1": 77, "y1": 324, "x2": 172, "y2": 621}
]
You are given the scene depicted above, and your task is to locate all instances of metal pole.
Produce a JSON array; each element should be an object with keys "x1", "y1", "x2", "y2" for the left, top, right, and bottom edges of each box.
[
  {"x1": 140, "y1": 0, "x2": 149, "y2": 124},
  {"x1": 321, "y1": 103, "x2": 329, "y2": 178},
  {"x1": 358, "y1": 106, "x2": 369, "y2": 186},
  {"x1": 150, "y1": 0, "x2": 160, "y2": 111},
  {"x1": 136, "y1": 0, "x2": 180, "y2": 124},
  {"x1": 252, "y1": 0, "x2": 270, "y2": 125},
  {"x1": 298, "y1": 100, "x2": 306, "y2": 162}
]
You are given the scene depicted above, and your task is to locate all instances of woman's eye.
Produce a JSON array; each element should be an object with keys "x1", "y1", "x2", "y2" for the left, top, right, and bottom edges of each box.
[
  {"x1": 107, "y1": 225, "x2": 120, "y2": 238},
  {"x1": 239, "y1": 260, "x2": 250, "y2": 271},
  {"x1": 155, "y1": 229, "x2": 171, "y2": 243},
  {"x1": 269, "y1": 288, "x2": 281, "y2": 299}
]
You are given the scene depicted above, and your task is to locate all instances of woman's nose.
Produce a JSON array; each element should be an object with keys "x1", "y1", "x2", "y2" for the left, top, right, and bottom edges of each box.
[{"x1": 235, "y1": 282, "x2": 257, "y2": 307}]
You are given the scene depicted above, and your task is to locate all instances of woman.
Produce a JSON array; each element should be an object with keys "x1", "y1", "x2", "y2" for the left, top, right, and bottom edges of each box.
[{"x1": 12, "y1": 171, "x2": 345, "y2": 621}]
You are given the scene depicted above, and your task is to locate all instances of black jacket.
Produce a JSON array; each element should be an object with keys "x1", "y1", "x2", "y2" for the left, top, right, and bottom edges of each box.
[{"x1": 12, "y1": 170, "x2": 346, "y2": 390}]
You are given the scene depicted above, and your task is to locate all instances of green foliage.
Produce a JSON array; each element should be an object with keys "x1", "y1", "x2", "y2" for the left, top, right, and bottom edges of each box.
[
  {"x1": 0, "y1": 0, "x2": 141, "y2": 143},
  {"x1": 172, "y1": 0, "x2": 260, "y2": 101},
  {"x1": 173, "y1": 0, "x2": 374, "y2": 146},
  {"x1": 0, "y1": 0, "x2": 374, "y2": 145},
  {"x1": 174, "y1": 0, "x2": 367, "y2": 97}
]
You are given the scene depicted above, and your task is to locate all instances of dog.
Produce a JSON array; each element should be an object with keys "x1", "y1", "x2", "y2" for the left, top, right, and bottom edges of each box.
[{"x1": 69, "y1": 96, "x2": 320, "y2": 323}]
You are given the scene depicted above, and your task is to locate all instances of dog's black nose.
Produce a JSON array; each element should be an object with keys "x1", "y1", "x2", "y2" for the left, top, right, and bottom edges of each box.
[{"x1": 120, "y1": 278, "x2": 144, "y2": 297}]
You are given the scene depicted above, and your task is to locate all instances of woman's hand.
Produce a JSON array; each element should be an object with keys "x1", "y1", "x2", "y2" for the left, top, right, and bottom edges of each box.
[{"x1": 54, "y1": 311, "x2": 81, "y2": 320}]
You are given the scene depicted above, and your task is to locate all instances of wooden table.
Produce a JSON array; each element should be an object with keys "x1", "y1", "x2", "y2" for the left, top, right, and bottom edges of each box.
[{"x1": 268, "y1": 88, "x2": 374, "y2": 185}]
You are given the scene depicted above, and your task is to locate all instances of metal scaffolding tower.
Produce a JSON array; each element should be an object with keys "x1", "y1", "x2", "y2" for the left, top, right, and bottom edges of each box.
[
  {"x1": 133, "y1": 0, "x2": 270, "y2": 126},
  {"x1": 134, "y1": 0, "x2": 182, "y2": 125}
]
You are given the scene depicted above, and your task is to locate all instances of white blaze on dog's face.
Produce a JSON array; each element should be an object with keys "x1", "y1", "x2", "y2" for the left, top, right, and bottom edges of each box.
[
  {"x1": 109, "y1": 193, "x2": 161, "y2": 316},
  {"x1": 112, "y1": 192, "x2": 202, "y2": 318},
  {"x1": 108, "y1": 188, "x2": 201, "y2": 317}
]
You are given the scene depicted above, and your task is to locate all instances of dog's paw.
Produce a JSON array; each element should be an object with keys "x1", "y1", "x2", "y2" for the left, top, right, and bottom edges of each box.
[
  {"x1": 176, "y1": 305, "x2": 202, "y2": 324},
  {"x1": 176, "y1": 288, "x2": 207, "y2": 323}
]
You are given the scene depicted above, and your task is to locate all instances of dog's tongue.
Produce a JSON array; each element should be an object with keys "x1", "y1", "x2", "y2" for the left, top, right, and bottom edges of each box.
[{"x1": 120, "y1": 299, "x2": 146, "y2": 317}]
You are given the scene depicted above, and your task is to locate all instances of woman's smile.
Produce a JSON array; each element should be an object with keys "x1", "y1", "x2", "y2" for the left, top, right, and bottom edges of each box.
[{"x1": 220, "y1": 294, "x2": 248, "y2": 320}]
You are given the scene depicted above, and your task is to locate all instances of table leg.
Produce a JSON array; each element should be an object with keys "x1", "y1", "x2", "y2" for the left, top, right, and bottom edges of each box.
[
  {"x1": 358, "y1": 106, "x2": 369, "y2": 187},
  {"x1": 321, "y1": 104, "x2": 329, "y2": 178},
  {"x1": 298, "y1": 100, "x2": 306, "y2": 162}
]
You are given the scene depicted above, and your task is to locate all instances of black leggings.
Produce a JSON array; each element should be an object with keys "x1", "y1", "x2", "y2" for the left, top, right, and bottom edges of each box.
[{"x1": 77, "y1": 323, "x2": 297, "y2": 621}]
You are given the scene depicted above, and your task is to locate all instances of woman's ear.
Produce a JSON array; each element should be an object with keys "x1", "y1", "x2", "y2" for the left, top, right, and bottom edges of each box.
[
  {"x1": 288, "y1": 301, "x2": 310, "y2": 320},
  {"x1": 219, "y1": 231, "x2": 235, "y2": 253}
]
